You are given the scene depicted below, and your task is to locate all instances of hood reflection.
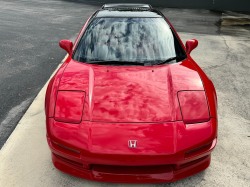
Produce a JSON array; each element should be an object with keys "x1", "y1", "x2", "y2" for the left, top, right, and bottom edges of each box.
[{"x1": 59, "y1": 59, "x2": 204, "y2": 122}]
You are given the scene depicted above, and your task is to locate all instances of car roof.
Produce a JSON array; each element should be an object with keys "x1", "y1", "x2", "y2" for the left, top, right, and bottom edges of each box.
[
  {"x1": 102, "y1": 3, "x2": 152, "y2": 9},
  {"x1": 96, "y1": 3, "x2": 162, "y2": 18}
]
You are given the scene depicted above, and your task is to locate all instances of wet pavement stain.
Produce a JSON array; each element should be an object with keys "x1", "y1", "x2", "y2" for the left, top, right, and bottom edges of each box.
[{"x1": 159, "y1": 7, "x2": 250, "y2": 38}]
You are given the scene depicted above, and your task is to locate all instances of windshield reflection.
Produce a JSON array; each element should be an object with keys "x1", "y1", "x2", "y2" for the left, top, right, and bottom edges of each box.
[{"x1": 74, "y1": 18, "x2": 178, "y2": 64}]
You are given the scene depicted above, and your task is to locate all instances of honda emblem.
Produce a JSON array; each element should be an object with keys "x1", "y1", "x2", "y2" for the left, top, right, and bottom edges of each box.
[{"x1": 128, "y1": 140, "x2": 138, "y2": 148}]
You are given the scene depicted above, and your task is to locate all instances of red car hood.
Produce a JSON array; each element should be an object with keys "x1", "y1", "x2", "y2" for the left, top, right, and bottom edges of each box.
[{"x1": 58, "y1": 59, "x2": 204, "y2": 123}]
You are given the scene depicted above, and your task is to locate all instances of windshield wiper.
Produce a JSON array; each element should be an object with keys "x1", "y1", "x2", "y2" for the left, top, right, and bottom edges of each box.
[
  {"x1": 156, "y1": 55, "x2": 186, "y2": 65},
  {"x1": 86, "y1": 61, "x2": 144, "y2": 66}
]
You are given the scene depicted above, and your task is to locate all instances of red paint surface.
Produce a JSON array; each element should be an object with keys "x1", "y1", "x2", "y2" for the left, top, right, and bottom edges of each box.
[
  {"x1": 185, "y1": 39, "x2": 198, "y2": 54},
  {"x1": 178, "y1": 91, "x2": 210, "y2": 124},
  {"x1": 45, "y1": 7, "x2": 218, "y2": 183},
  {"x1": 54, "y1": 91, "x2": 85, "y2": 123},
  {"x1": 45, "y1": 59, "x2": 70, "y2": 118},
  {"x1": 189, "y1": 58, "x2": 218, "y2": 119},
  {"x1": 58, "y1": 59, "x2": 203, "y2": 122},
  {"x1": 47, "y1": 118, "x2": 217, "y2": 158},
  {"x1": 59, "y1": 40, "x2": 73, "y2": 54}
]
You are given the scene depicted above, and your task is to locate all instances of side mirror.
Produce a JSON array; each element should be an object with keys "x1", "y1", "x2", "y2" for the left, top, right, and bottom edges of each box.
[
  {"x1": 185, "y1": 39, "x2": 198, "y2": 55},
  {"x1": 59, "y1": 40, "x2": 73, "y2": 54}
]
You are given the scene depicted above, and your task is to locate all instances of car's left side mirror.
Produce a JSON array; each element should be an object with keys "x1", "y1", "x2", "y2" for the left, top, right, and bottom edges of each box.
[
  {"x1": 59, "y1": 40, "x2": 73, "y2": 54},
  {"x1": 185, "y1": 39, "x2": 198, "y2": 55}
]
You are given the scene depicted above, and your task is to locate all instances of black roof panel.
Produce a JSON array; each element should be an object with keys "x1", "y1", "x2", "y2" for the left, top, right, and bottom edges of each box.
[
  {"x1": 102, "y1": 3, "x2": 152, "y2": 9},
  {"x1": 96, "y1": 10, "x2": 162, "y2": 18}
]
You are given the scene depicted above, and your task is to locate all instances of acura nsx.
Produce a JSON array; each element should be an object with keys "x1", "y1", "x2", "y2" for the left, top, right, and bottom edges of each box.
[{"x1": 45, "y1": 3, "x2": 218, "y2": 183}]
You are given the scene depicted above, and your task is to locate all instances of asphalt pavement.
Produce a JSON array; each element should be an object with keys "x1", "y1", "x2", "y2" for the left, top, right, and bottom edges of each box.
[
  {"x1": 0, "y1": 0, "x2": 250, "y2": 186},
  {"x1": 0, "y1": 0, "x2": 101, "y2": 149}
]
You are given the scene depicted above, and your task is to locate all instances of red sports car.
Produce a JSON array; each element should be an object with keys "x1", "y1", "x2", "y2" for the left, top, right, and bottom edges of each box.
[{"x1": 45, "y1": 3, "x2": 217, "y2": 183}]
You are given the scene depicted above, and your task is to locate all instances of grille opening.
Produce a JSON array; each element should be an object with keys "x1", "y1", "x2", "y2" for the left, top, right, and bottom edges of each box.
[{"x1": 92, "y1": 164, "x2": 173, "y2": 175}]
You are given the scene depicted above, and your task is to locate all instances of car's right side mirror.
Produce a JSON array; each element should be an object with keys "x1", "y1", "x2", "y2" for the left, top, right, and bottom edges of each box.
[{"x1": 185, "y1": 39, "x2": 198, "y2": 55}]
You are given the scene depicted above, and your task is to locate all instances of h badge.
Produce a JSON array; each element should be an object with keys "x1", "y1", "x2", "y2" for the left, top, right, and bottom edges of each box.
[{"x1": 128, "y1": 140, "x2": 138, "y2": 148}]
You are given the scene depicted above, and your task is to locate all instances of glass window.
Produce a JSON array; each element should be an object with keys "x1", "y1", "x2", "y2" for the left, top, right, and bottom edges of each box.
[{"x1": 73, "y1": 18, "x2": 185, "y2": 65}]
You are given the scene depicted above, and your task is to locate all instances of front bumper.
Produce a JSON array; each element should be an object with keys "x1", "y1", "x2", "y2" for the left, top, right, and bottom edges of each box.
[
  {"x1": 52, "y1": 152, "x2": 211, "y2": 183},
  {"x1": 47, "y1": 118, "x2": 217, "y2": 183}
]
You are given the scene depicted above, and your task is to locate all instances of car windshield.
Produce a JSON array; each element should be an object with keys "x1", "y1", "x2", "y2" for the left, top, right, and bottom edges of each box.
[{"x1": 73, "y1": 17, "x2": 186, "y2": 65}]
